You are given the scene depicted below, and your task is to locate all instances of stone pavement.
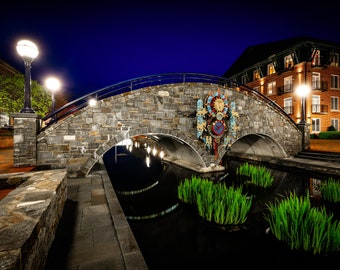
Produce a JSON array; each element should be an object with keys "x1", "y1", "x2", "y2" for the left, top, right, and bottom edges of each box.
[
  {"x1": 0, "y1": 148, "x2": 148, "y2": 270},
  {"x1": 44, "y1": 169, "x2": 148, "y2": 270}
]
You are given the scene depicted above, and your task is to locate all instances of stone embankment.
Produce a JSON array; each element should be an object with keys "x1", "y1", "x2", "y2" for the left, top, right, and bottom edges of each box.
[{"x1": 0, "y1": 169, "x2": 67, "y2": 270}]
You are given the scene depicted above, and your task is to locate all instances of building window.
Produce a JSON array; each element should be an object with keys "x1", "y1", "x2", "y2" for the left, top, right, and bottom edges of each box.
[
  {"x1": 311, "y1": 49, "x2": 320, "y2": 66},
  {"x1": 284, "y1": 97, "x2": 293, "y2": 114},
  {"x1": 331, "y1": 96, "x2": 339, "y2": 111},
  {"x1": 312, "y1": 118, "x2": 321, "y2": 132},
  {"x1": 284, "y1": 76, "x2": 293, "y2": 93},
  {"x1": 267, "y1": 63, "x2": 275, "y2": 75},
  {"x1": 267, "y1": 81, "x2": 276, "y2": 95},
  {"x1": 284, "y1": 54, "x2": 294, "y2": 69},
  {"x1": 253, "y1": 69, "x2": 261, "y2": 80},
  {"x1": 312, "y1": 95, "x2": 321, "y2": 113},
  {"x1": 330, "y1": 53, "x2": 339, "y2": 67},
  {"x1": 311, "y1": 72, "x2": 321, "y2": 90},
  {"x1": 331, "y1": 74, "x2": 339, "y2": 89},
  {"x1": 331, "y1": 119, "x2": 339, "y2": 130},
  {"x1": 241, "y1": 75, "x2": 248, "y2": 84}
]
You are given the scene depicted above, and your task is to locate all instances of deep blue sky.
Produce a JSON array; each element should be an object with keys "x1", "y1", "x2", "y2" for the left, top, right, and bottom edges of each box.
[{"x1": 1, "y1": 0, "x2": 339, "y2": 99}]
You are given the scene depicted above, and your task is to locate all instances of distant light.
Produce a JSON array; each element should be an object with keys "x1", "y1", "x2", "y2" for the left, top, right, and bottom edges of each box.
[
  {"x1": 88, "y1": 98, "x2": 97, "y2": 107},
  {"x1": 159, "y1": 151, "x2": 165, "y2": 159},
  {"x1": 45, "y1": 77, "x2": 61, "y2": 93},
  {"x1": 16, "y1": 40, "x2": 39, "y2": 62}
]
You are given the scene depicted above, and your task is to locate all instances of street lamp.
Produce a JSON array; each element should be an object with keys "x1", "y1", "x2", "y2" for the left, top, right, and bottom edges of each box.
[
  {"x1": 296, "y1": 84, "x2": 310, "y2": 124},
  {"x1": 16, "y1": 40, "x2": 39, "y2": 113},
  {"x1": 45, "y1": 77, "x2": 61, "y2": 122}
]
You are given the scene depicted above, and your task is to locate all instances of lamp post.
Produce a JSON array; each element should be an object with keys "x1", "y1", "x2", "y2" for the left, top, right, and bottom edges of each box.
[
  {"x1": 45, "y1": 77, "x2": 61, "y2": 122},
  {"x1": 296, "y1": 84, "x2": 310, "y2": 124},
  {"x1": 16, "y1": 40, "x2": 39, "y2": 113}
]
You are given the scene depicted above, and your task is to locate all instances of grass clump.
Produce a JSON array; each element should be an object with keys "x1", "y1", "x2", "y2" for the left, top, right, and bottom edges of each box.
[
  {"x1": 264, "y1": 192, "x2": 340, "y2": 255},
  {"x1": 320, "y1": 177, "x2": 340, "y2": 203},
  {"x1": 178, "y1": 176, "x2": 252, "y2": 225},
  {"x1": 236, "y1": 162, "x2": 274, "y2": 188}
]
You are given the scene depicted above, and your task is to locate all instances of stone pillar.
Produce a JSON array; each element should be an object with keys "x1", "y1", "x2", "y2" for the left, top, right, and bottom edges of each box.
[
  {"x1": 12, "y1": 113, "x2": 39, "y2": 167},
  {"x1": 297, "y1": 123, "x2": 310, "y2": 151}
]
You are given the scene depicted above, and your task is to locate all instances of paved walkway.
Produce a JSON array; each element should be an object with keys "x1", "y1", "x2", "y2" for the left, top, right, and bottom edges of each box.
[
  {"x1": 0, "y1": 148, "x2": 148, "y2": 270},
  {"x1": 44, "y1": 169, "x2": 148, "y2": 270}
]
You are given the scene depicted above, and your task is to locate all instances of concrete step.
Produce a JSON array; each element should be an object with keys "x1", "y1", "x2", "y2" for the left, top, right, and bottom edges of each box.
[{"x1": 295, "y1": 151, "x2": 340, "y2": 162}]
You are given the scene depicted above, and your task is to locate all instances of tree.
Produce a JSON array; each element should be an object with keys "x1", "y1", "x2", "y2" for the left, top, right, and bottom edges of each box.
[{"x1": 0, "y1": 74, "x2": 52, "y2": 118}]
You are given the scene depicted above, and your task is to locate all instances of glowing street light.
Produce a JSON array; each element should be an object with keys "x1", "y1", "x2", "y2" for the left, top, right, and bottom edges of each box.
[
  {"x1": 45, "y1": 77, "x2": 61, "y2": 122},
  {"x1": 16, "y1": 40, "x2": 39, "y2": 113},
  {"x1": 296, "y1": 84, "x2": 310, "y2": 124}
]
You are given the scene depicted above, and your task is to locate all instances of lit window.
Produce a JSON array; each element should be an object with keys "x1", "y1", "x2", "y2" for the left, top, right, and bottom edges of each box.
[
  {"x1": 284, "y1": 76, "x2": 293, "y2": 93},
  {"x1": 253, "y1": 70, "x2": 261, "y2": 80},
  {"x1": 312, "y1": 95, "x2": 321, "y2": 113},
  {"x1": 284, "y1": 54, "x2": 294, "y2": 69},
  {"x1": 267, "y1": 63, "x2": 275, "y2": 75},
  {"x1": 267, "y1": 81, "x2": 276, "y2": 95},
  {"x1": 284, "y1": 97, "x2": 293, "y2": 114}
]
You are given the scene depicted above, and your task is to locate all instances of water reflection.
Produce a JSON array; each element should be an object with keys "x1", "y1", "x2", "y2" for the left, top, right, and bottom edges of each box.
[{"x1": 103, "y1": 145, "x2": 340, "y2": 268}]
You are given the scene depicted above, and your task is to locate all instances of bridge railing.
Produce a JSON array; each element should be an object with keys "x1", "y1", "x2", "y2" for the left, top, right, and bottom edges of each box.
[{"x1": 40, "y1": 73, "x2": 295, "y2": 131}]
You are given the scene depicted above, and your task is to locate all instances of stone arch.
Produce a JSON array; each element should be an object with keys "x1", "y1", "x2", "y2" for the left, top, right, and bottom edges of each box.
[
  {"x1": 229, "y1": 133, "x2": 287, "y2": 157},
  {"x1": 86, "y1": 133, "x2": 207, "y2": 176}
]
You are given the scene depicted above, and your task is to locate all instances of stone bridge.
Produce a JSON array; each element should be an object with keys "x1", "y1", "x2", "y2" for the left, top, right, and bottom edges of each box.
[{"x1": 13, "y1": 74, "x2": 308, "y2": 177}]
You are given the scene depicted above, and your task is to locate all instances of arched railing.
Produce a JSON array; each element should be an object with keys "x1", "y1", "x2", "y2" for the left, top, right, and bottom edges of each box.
[{"x1": 40, "y1": 73, "x2": 296, "y2": 131}]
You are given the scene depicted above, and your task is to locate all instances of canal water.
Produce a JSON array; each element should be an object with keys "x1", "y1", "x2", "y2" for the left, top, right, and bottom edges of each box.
[{"x1": 103, "y1": 144, "x2": 340, "y2": 269}]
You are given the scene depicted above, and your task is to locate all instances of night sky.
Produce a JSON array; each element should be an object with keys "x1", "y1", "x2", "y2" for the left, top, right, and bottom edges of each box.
[{"x1": 1, "y1": 0, "x2": 339, "y2": 99}]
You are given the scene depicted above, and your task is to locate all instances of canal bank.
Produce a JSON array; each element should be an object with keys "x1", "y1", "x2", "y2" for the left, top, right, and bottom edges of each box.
[{"x1": 1, "y1": 144, "x2": 340, "y2": 269}]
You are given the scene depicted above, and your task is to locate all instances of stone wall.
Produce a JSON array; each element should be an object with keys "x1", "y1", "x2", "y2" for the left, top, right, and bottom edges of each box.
[
  {"x1": 36, "y1": 83, "x2": 303, "y2": 177},
  {"x1": 0, "y1": 169, "x2": 67, "y2": 270}
]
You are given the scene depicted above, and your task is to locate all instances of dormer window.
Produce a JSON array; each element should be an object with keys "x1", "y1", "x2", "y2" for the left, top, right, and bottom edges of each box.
[
  {"x1": 241, "y1": 75, "x2": 248, "y2": 84},
  {"x1": 330, "y1": 53, "x2": 339, "y2": 67},
  {"x1": 312, "y1": 49, "x2": 321, "y2": 66},
  {"x1": 284, "y1": 54, "x2": 294, "y2": 69},
  {"x1": 253, "y1": 69, "x2": 261, "y2": 80},
  {"x1": 267, "y1": 63, "x2": 275, "y2": 75}
]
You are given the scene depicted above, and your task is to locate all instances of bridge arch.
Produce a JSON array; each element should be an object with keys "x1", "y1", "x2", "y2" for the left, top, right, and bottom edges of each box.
[{"x1": 36, "y1": 74, "x2": 303, "y2": 177}]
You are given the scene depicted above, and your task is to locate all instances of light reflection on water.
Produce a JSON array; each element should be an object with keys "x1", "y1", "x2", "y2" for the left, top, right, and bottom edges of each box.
[{"x1": 103, "y1": 145, "x2": 340, "y2": 268}]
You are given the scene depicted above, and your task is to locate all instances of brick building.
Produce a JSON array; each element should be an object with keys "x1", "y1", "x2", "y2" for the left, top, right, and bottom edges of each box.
[{"x1": 223, "y1": 36, "x2": 340, "y2": 133}]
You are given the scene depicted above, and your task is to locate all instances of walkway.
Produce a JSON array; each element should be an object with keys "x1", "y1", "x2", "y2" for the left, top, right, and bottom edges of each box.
[{"x1": 0, "y1": 148, "x2": 148, "y2": 270}]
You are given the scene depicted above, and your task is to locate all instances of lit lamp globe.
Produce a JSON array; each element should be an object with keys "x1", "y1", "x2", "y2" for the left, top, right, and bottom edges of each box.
[
  {"x1": 16, "y1": 40, "x2": 39, "y2": 63},
  {"x1": 16, "y1": 40, "x2": 39, "y2": 113},
  {"x1": 296, "y1": 84, "x2": 310, "y2": 124},
  {"x1": 45, "y1": 77, "x2": 61, "y2": 121}
]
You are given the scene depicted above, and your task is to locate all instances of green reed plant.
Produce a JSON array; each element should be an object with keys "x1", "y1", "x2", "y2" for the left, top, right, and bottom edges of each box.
[
  {"x1": 236, "y1": 162, "x2": 274, "y2": 188},
  {"x1": 264, "y1": 192, "x2": 340, "y2": 254},
  {"x1": 178, "y1": 176, "x2": 252, "y2": 225},
  {"x1": 320, "y1": 177, "x2": 340, "y2": 203}
]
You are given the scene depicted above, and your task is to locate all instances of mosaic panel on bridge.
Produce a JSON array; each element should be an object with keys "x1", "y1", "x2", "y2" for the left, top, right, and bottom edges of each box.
[{"x1": 196, "y1": 89, "x2": 239, "y2": 159}]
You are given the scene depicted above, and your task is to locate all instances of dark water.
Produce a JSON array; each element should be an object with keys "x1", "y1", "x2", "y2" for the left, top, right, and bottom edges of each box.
[{"x1": 103, "y1": 146, "x2": 340, "y2": 269}]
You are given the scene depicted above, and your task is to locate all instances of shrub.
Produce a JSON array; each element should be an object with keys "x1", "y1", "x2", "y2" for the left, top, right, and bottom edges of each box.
[{"x1": 318, "y1": 131, "x2": 340, "y2": 139}]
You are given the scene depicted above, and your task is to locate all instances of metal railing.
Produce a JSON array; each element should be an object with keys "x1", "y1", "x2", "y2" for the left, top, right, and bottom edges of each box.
[{"x1": 41, "y1": 73, "x2": 296, "y2": 131}]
